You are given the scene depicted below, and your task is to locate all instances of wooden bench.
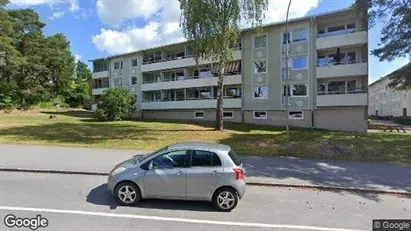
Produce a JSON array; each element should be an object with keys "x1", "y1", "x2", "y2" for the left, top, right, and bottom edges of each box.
[{"x1": 383, "y1": 125, "x2": 406, "y2": 133}]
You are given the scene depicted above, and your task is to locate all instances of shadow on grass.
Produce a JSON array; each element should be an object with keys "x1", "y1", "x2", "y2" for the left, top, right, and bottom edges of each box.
[{"x1": 41, "y1": 110, "x2": 95, "y2": 119}]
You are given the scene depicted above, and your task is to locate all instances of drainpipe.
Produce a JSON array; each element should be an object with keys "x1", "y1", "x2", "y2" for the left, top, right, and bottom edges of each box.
[
  {"x1": 310, "y1": 16, "x2": 316, "y2": 129},
  {"x1": 240, "y1": 34, "x2": 245, "y2": 124}
]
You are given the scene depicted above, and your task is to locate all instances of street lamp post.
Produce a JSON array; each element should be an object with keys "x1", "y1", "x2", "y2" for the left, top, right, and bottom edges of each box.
[{"x1": 284, "y1": 0, "x2": 292, "y2": 154}]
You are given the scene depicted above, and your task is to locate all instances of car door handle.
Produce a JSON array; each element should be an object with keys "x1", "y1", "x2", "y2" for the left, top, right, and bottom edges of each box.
[
  {"x1": 211, "y1": 170, "x2": 219, "y2": 175},
  {"x1": 177, "y1": 171, "x2": 184, "y2": 176}
]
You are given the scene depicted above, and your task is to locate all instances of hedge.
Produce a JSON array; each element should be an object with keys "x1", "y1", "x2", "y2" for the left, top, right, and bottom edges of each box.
[{"x1": 393, "y1": 116, "x2": 411, "y2": 125}]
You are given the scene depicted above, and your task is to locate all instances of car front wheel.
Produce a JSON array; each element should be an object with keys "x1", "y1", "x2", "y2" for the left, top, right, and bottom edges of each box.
[
  {"x1": 114, "y1": 182, "x2": 141, "y2": 206},
  {"x1": 213, "y1": 187, "x2": 239, "y2": 211}
]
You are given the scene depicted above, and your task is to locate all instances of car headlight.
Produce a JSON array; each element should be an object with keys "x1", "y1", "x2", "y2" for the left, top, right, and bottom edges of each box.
[{"x1": 110, "y1": 166, "x2": 126, "y2": 176}]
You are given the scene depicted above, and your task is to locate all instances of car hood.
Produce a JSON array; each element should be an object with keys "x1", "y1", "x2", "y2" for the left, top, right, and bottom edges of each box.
[{"x1": 113, "y1": 157, "x2": 140, "y2": 169}]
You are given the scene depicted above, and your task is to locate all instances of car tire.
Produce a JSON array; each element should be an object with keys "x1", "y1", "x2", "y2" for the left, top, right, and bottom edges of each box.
[
  {"x1": 114, "y1": 182, "x2": 141, "y2": 206},
  {"x1": 213, "y1": 187, "x2": 239, "y2": 212}
]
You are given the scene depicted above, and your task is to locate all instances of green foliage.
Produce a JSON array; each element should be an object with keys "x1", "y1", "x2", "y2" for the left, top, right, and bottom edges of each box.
[
  {"x1": 355, "y1": 0, "x2": 411, "y2": 90},
  {"x1": 0, "y1": 5, "x2": 77, "y2": 109},
  {"x1": 393, "y1": 116, "x2": 411, "y2": 125},
  {"x1": 96, "y1": 88, "x2": 135, "y2": 121},
  {"x1": 179, "y1": 0, "x2": 268, "y2": 130},
  {"x1": 75, "y1": 61, "x2": 92, "y2": 81},
  {"x1": 63, "y1": 81, "x2": 89, "y2": 108}
]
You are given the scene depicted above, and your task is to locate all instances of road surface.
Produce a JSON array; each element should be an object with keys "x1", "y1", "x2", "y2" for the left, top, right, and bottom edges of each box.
[{"x1": 0, "y1": 172, "x2": 409, "y2": 231}]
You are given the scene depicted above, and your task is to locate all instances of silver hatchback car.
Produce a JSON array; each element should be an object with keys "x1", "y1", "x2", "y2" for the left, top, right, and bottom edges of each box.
[{"x1": 107, "y1": 142, "x2": 246, "y2": 211}]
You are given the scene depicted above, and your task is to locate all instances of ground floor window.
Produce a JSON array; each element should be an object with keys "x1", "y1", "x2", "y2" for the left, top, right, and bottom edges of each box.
[
  {"x1": 289, "y1": 111, "x2": 304, "y2": 119},
  {"x1": 223, "y1": 111, "x2": 234, "y2": 119},
  {"x1": 194, "y1": 111, "x2": 205, "y2": 119},
  {"x1": 253, "y1": 111, "x2": 267, "y2": 119}
]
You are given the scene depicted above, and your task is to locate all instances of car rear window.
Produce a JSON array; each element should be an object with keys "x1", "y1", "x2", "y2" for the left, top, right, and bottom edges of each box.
[{"x1": 228, "y1": 150, "x2": 241, "y2": 166}]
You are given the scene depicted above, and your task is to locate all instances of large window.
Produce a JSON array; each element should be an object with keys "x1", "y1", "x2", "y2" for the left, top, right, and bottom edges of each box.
[
  {"x1": 113, "y1": 78, "x2": 122, "y2": 87},
  {"x1": 131, "y1": 76, "x2": 137, "y2": 85},
  {"x1": 253, "y1": 86, "x2": 268, "y2": 99},
  {"x1": 292, "y1": 29, "x2": 308, "y2": 42},
  {"x1": 131, "y1": 59, "x2": 138, "y2": 67},
  {"x1": 292, "y1": 56, "x2": 307, "y2": 70},
  {"x1": 191, "y1": 150, "x2": 222, "y2": 167},
  {"x1": 254, "y1": 61, "x2": 267, "y2": 73},
  {"x1": 328, "y1": 81, "x2": 346, "y2": 94},
  {"x1": 152, "y1": 151, "x2": 187, "y2": 169},
  {"x1": 292, "y1": 84, "x2": 307, "y2": 96},
  {"x1": 254, "y1": 35, "x2": 266, "y2": 48}
]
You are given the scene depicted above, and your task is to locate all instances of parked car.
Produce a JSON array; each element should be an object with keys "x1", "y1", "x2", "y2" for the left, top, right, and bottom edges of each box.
[{"x1": 107, "y1": 142, "x2": 246, "y2": 211}]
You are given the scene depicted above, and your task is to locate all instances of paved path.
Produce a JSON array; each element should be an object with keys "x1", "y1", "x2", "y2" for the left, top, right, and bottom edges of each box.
[
  {"x1": 1, "y1": 172, "x2": 410, "y2": 231},
  {"x1": 1, "y1": 144, "x2": 411, "y2": 193}
]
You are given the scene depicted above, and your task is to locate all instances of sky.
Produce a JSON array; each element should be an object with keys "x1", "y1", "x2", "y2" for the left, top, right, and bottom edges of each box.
[{"x1": 6, "y1": 0, "x2": 409, "y2": 83}]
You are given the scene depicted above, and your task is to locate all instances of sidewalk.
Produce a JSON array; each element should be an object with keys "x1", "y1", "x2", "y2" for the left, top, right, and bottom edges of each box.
[{"x1": 1, "y1": 144, "x2": 410, "y2": 194}]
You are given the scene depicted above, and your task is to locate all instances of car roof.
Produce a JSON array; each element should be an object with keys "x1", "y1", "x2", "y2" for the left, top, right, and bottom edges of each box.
[{"x1": 167, "y1": 142, "x2": 231, "y2": 153}]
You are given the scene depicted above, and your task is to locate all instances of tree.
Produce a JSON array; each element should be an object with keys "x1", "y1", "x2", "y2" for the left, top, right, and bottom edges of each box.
[
  {"x1": 179, "y1": 0, "x2": 268, "y2": 130},
  {"x1": 75, "y1": 60, "x2": 92, "y2": 81},
  {"x1": 96, "y1": 88, "x2": 135, "y2": 121},
  {"x1": 355, "y1": 0, "x2": 411, "y2": 90}
]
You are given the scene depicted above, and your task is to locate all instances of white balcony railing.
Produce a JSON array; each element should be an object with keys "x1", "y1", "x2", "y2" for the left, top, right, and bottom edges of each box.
[
  {"x1": 316, "y1": 59, "x2": 368, "y2": 78},
  {"x1": 316, "y1": 28, "x2": 367, "y2": 50},
  {"x1": 141, "y1": 97, "x2": 242, "y2": 110},
  {"x1": 92, "y1": 70, "x2": 109, "y2": 79},
  {"x1": 316, "y1": 92, "x2": 368, "y2": 107}
]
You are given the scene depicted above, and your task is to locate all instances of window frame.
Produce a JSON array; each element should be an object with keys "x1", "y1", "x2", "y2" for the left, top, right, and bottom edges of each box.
[
  {"x1": 113, "y1": 77, "x2": 122, "y2": 87},
  {"x1": 253, "y1": 60, "x2": 267, "y2": 74},
  {"x1": 253, "y1": 85, "x2": 268, "y2": 99},
  {"x1": 131, "y1": 59, "x2": 138, "y2": 67},
  {"x1": 291, "y1": 56, "x2": 308, "y2": 70},
  {"x1": 149, "y1": 150, "x2": 189, "y2": 169},
  {"x1": 223, "y1": 111, "x2": 234, "y2": 119},
  {"x1": 291, "y1": 84, "x2": 308, "y2": 97},
  {"x1": 130, "y1": 76, "x2": 138, "y2": 85},
  {"x1": 253, "y1": 111, "x2": 268, "y2": 120},
  {"x1": 194, "y1": 111, "x2": 205, "y2": 119},
  {"x1": 291, "y1": 28, "x2": 308, "y2": 43},
  {"x1": 289, "y1": 111, "x2": 304, "y2": 120}
]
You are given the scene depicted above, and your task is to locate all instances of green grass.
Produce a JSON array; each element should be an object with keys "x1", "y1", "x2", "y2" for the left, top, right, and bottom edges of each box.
[{"x1": 1, "y1": 109, "x2": 410, "y2": 165}]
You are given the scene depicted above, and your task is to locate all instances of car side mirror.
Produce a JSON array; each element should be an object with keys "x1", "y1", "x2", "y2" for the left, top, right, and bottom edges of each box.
[{"x1": 148, "y1": 160, "x2": 155, "y2": 170}]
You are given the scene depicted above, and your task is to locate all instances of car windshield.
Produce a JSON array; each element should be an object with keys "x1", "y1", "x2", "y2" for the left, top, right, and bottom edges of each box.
[{"x1": 136, "y1": 146, "x2": 168, "y2": 162}]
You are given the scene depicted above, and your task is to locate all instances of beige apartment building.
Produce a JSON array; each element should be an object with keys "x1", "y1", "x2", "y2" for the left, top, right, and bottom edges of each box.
[
  {"x1": 89, "y1": 7, "x2": 369, "y2": 132},
  {"x1": 368, "y1": 69, "x2": 410, "y2": 117}
]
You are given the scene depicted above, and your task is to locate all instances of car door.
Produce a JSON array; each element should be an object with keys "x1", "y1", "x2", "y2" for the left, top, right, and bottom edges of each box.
[
  {"x1": 143, "y1": 150, "x2": 188, "y2": 199},
  {"x1": 185, "y1": 150, "x2": 224, "y2": 200}
]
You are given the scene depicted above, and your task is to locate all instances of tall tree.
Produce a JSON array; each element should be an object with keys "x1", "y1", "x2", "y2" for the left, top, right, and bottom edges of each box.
[
  {"x1": 75, "y1": 60, "x2": 92, "y2": 81},
  {"x1": 356, "y1": 0, "x2": 411, "y2": 90},
  {"x1": 62, "y1": 61, "x2": 91, "y2": 107},
  {"x1": 43, "y1": 33, "x2": 75, "y2": 98},
  {"x1": 179, "y1": 0, "x2": 268, "y2": 130}
]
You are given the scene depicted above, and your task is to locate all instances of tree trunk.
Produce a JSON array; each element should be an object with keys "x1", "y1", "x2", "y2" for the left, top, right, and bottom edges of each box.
[{"x1": 216, "y1": 66, "x2": 224, "y2": 131}]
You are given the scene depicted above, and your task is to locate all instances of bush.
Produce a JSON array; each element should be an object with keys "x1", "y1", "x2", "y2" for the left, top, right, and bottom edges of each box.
[
  {"x1": 96, "y1": 88, "x2": 135, "y2": 121},
  {"x1": 393, "y1": 116, "x2": 411, "y2": 125},
  {"x1": 368, "y1": 115, "x2": 393, "y2": 121},
  {"x1": 36, "y1": 96, "x2": 69, "y2": 109}
]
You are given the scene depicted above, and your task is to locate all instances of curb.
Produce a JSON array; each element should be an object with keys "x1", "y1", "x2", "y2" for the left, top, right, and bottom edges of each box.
[{"x1": 1, "y1": 167, "x2": 410, "y2": 197}]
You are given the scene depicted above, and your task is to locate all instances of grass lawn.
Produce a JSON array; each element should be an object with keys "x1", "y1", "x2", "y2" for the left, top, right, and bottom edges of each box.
[{"x1": 0, "y1": 109, "x2": 410, "y2": 165}]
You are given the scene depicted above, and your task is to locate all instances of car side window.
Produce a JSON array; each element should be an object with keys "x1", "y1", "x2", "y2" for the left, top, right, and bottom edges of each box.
[
  {"x1": 191, "y1": 150, "x2": 221, "y2": 167},
  {"x1": 152, "y1": 150, "x2": 186, "y2": 169}
]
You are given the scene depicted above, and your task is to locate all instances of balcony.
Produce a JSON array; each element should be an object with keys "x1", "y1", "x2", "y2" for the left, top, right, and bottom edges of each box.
[
  {"x1": 316, "y1": 28, "x2": 367, "y2": 50},
  {"x1": 317, "y1": 60, "x2": 367, "y2": 78},
  {"x1": 141, "y1": 97, "x2": 241, "y2": 110},
  {"x1": 317, "y1": 91, "x2": 368, "y2": 107},
  {"x1": 92, "y1": 70, "x2": 109, "y2": 79},
  {"x1": 92, "y1": 87, "x2": 109, "y2": 95},
  {"x1": 141, "y1": 73, "x2": 241, "y2": 91},
  {"x1": 141, "y1": 49, "x2": 242, "y2": 72}
]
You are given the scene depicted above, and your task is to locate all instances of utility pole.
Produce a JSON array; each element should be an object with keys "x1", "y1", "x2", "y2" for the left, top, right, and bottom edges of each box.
[{"x1": 284, "y1": 0, "x2": 292, "y2": 155}]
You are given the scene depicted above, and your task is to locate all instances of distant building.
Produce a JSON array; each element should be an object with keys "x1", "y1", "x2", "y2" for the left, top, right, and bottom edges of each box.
[
  {"x1": 368, "y1": 66, "x2": 410, "y2": 117},
  {"x1": 89, "y1": 7, "x2": 369, "y2": 132}
]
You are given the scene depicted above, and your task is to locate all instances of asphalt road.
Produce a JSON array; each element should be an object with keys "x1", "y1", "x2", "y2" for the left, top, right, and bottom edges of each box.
[
  {"x1": 0, "y1": 172, "x2": 410, "y2": 231},
  {"x1": 2, "y1": 144, "x2": 411, "y2": 193}
]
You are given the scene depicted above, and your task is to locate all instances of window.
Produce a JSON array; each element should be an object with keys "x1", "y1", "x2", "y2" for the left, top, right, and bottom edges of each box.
[
  {"x1": 292, "y1": 29, "x2": 308, "y2": 42},
  {"x1": 114, "y1": 62, "x2": 120, "y2": 70},
  {"x1": 253, "y1": 86, "x2": 268, "y2": 98},
  {"x1": 228, "y1": 150, "x2": 242, "y2": 166},
  {"x1": 223, "y1": 111, "x2": 234, "y2": 119},
  {"x1": 281, "y1": 58, "x2": 291, "y2": 79},
  {"x1": 347, "y1": 80, "x2": 356, "y2": 92},
  {"x1": 253, "y1": 111, "x2": 267, "y2": 119},
  {"x1": 131, "y1": 76, "x2": 137, "y2": 85},
  {"x1": 152, "y1": 150, "x2": 187, "y2": 169},
  {"x1": 225, "y1": 87, "x2": 241, "y2": 98},
  {"x1": 317, "y1": 82, "x2": 326, "y2": 95},
  {"x1": 292, "y1": 84, "x2": 307, "y2": 96},
  {"x1": 328, "y1": 81, "x2": 346, "y2": 94},
  {"x1": 120, "y1": 61, "x2": 123, "y2": 69},
  {"x1": 292, "y1": 56, "x2": 307, "y2": 70},
  {"x1": 254, "y1": 61, "x2": 266, "y2": 73},
  {"x1": 114, "y1": 78, "x2": 122, "y2": 87},
  {"x1": 191, "y1": 150, "x2": 221, "y2": 167},
  {"x1": 328, "y1": 25, "x2": 345, "y2": 33},
  {"x1": 254, "y1": 35, "x2": 266, "y2": 48},
  {"x1": 131, "y1": 59, "x2": 138, "y2": 67},
  {"x1": 342, "y1": 52, "x2": 356, "y2": 64},
  {"x1": 194, "y1": 111, "x2": 204, "y2": 119},
  {"x1": 289, "y1": 111, "x2": 304, "y2": 119},
  {"x1": 282, "y1": 32, "x2": 290, "y2": 44},
  {"x1": 317, "y1": 56, "x2": 327, "y2": 67}
]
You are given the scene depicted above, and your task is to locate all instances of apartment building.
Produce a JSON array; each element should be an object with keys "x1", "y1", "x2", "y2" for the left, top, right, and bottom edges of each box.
[
  {"x1": 368, "y1": 69, "x2": 410, "y2": 117},
  {"x1": 89, "y1": 7, "x2": 369, "y2": 132}
]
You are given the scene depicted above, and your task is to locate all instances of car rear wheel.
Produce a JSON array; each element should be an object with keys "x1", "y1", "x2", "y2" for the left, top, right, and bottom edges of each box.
[
  {"x1": 213, "y1": 187, "x2": 238, "y2": 211},
  {"x1": 114, "y1": 182, "x2": 141, "y2": 206}
]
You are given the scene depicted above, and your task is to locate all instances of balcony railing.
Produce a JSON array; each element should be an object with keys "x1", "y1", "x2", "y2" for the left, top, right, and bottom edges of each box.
[
  {"x1": 317, "y1": 28, "x2": 366, "y2": 38},
  {"x1": 93, "y1": 83, "x2": 109, "y2": 89},
  {"x1": 142, "y1": 95, "x2": 241, "y2": 103},
  {"x1": 317, "y1": 58, "x2": 367, "y2": 67},
  {"x1": 142, "y1": 71, "x2": 241, "y2": 84},
  {"x1": 317, "y1": 88, "x2": 368, "y2": 96}
]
